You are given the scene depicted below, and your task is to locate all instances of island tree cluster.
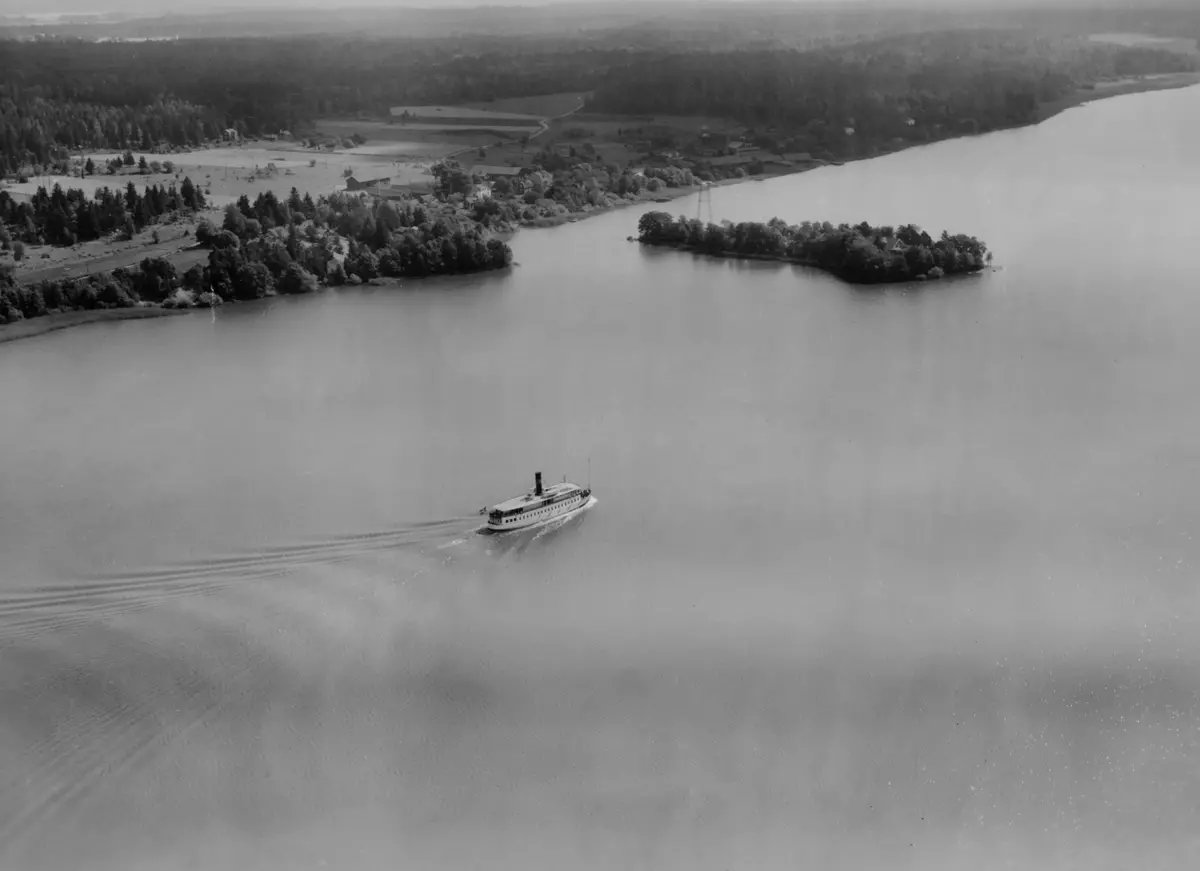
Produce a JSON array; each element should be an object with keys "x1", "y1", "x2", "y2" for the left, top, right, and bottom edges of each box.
[{"x1": 637, "y1": 211, "x2": 990, "y2": 284}]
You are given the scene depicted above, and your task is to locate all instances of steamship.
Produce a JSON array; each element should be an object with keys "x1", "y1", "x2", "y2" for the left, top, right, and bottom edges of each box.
[{"x1": 482, "y1": 471, "x2": 591, "y2": 532}]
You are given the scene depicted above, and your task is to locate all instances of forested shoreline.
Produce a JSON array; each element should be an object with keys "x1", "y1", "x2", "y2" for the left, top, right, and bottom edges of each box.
[
  {"x1": 636, "y1": 212, "x2": 990, "y2": 285},
  {"x1": 0, "y1": 5, "x2": 1195, "y2": 329},
  {"x1": 1, "y1": 27, "x2": 1196, "y2": 173},
  {"x1": 586, "y1": 32, "x2": 1197, "y2": 156},
  {"x1": 0, "y1": 188, "x2": 512, "y2": 326}
]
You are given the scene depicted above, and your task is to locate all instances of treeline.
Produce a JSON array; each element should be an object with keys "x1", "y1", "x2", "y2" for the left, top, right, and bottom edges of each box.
[
  {"x1": 91, "y1": 152, "x2": 181, "y2": 176},
  {"x1": 2, "y1": 26, "x2": 1196, "y2": 174},
  {"x1": 0, "y1": 94, "x2": 226, "y2": 173},
  {"x1": 0, "y1": 259, "x2": 215, "y2": 324},
  {"x1": 434, "y1": 155, "x2": 759, "y2": 229},
  {"x1": 0, "y1": 190, "x2": 512, "y2": 325},
  {"x1": 0, "y1": 179, "x2": 206, "y2": 246},
  {"x1": 214, "y1": 189, "x2": 512, "y2": 281},
  {"x1": 637, "y1": 211, "x2": 990, "y2": 285},
  {"x1": 431, "y1": 157, "x2": 699, "y2": 226},
  {"x1": 587, "y1": 31, "x2": 1197, "y2": 156},
  {"x1": 0, "y1": 38, "x2": 625, "y2": 171}
]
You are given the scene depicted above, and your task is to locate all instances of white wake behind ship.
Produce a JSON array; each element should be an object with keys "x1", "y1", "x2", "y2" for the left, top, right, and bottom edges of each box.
[{"x1": 482, "y1": 471, "x2": 592, "y2": 532}]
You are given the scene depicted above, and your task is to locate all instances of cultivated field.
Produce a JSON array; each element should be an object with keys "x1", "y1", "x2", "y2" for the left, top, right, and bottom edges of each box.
[
  {"x1": 319, "y1": 93, "x2": 594, "y2": 154},
  {"x1": 5, "y1": 141, "x2": 449, "y2": 211},
  {"x1": 2, "y1": 218, "x2": 212, "y2": 286},
  {"x1": 84, "y1": 143, "x2": 444, "y2": 200},
  {"x1": 315, "y1": 119, "x2": 513, "y2": 147},
  {"x1": 388, "y1": 105, "x2": 544, "y2": 123},
  {"x1": 385, "y1": 123, "x2": 543, "y2": 134},
  {"x1": 0, "y1": 138, "x2": 453, "y2": 288},
  {"x1": 162, "y1": 143, "x2": 446, "y2": 200},
  {"x1": 460, "y1": 92, "x2": 589, "y2": 118},
  {"x1": 1, "y1": 92, "x2": 697, "y2": 289},
  {"x1": 2, "y1": 174, "x2": 166, "y2": 201}
]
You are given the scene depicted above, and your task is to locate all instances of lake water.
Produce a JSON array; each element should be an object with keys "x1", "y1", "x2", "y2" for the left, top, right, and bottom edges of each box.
[{"x1": 3, "y1": 86, "x2": 1200, "y2": 871}]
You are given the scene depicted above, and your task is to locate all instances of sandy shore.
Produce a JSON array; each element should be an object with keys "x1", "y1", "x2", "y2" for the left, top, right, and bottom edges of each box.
[{"x1": 0, "y1": 306, "x2": 189, "y2": 345}]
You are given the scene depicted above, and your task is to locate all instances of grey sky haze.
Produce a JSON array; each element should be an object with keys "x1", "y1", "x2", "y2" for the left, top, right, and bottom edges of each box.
[
  {"x1": 2, "y1": 0, "x2": 1129, "y2": 18},
  {"x1": 11, "y1": 0, "x2": 616, "y2": 15}
]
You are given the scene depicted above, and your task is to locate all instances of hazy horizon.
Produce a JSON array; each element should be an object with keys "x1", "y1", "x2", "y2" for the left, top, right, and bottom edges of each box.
[{"x1": 0, "y1": 0, "x2": 1167, "y2": 21}]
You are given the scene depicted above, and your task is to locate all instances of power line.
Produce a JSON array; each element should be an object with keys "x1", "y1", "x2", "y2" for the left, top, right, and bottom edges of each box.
[{"x1": 695, "y1": 185, "x2": 713, "y2": 223}]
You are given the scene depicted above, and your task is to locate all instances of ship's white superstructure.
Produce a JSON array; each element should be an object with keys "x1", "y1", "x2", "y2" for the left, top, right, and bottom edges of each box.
[{"x1": 484, "y1": 472, "x2": 591, "y2": 532}]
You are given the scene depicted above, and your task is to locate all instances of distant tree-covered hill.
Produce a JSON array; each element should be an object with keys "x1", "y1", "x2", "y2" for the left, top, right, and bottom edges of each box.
[
  {"x1": 0, "y1": 24, "x2": 1195, "y2": 174},
  {"x1": 0, "y1": 37, "x2": 625, "y2": 171},
  {"x1": 585, "y1": 31, "x2": 1197, "y2": 152}
]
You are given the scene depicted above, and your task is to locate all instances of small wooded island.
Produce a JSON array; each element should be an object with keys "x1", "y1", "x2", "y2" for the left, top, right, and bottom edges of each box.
[{"x1": 637, "y1": 211, "x2": 991, "y2": 285}]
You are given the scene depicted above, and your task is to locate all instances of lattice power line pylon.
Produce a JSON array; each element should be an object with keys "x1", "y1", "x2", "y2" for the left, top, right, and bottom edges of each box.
[{"x1": 695, "y1": 185, "x2": 713, "y2": 223}]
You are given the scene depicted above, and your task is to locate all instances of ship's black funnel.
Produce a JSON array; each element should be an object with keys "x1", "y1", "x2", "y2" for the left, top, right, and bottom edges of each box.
[{"x1": 535, "y1": 472, "x2": 543, "y2": 496}]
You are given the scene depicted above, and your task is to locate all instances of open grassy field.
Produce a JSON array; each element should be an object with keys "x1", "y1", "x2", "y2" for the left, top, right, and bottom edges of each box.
[
  {"x1": 1, "y1": 216, "x2": 214, "y2": 285},
  {"x1": 568, "y1": 112, "x2": 740, "y2": 132},
  {"x1": 0, "y1": 98, "x2": 730, "y2": 296},
  {"x1": 320, "y1": 93, "x2": 589, "y2": 151},
  {"x1": 3, "y1": 174, "x2": 176, "y2": 201},
  {"x1": 6, "y1": 142, "x2": 446, "y2": 210},
  {"x1": 388, "y1": 105, "x2": 544, "y2": 123},
  {"x1": 0, "y1": 137, "x2": 453, "y2": 290},
  {"x1": 315, "y1": 96, "x2": 735, "y2": 176},
  {"x1": 460, "y1": 92, "x2": 589, "y2": 118},
  {"x1": 442, "y1": 107, "x2": 745, "y2": 172},
  {"x1": 388, "y1": 123, "x2": 543, "y2": 134},
  {"x1": 453, "y1": 133, "x2": 643, "y2": 173},
  {"x1": 72, "y1": 142, "x2": 447, "y2": 201},
  {"x1": 315, "y1": 119, "x2": 512, "y2": 147}
]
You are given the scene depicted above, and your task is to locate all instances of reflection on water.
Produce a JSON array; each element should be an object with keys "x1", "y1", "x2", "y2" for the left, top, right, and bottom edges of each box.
[{"x1": 4, "y1": 86, "x2": 1200, "y2": 870}]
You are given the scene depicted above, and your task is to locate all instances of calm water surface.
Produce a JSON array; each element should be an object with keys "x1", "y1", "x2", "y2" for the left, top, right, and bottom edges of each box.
[{"x1": 3, "y1": 87, "x2": 1200, "y2": 871}]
